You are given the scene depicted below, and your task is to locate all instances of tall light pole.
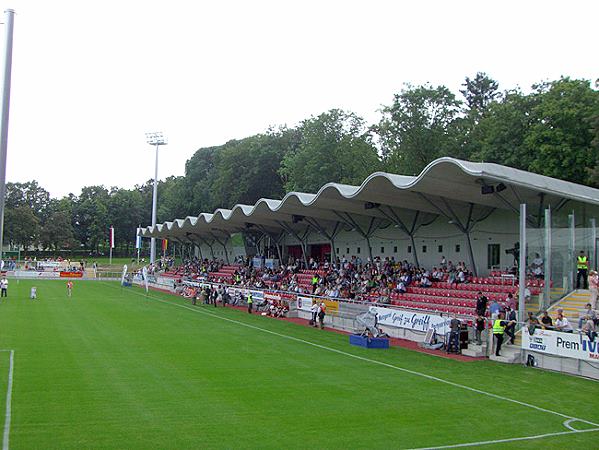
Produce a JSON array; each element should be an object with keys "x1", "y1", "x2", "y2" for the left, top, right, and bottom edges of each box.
[
  {"x1": 0, "y1": 10, "x2": 15, "y2": 262},
  {"x1": 145, "y1": 132, "x2": 167, "y2": 264}
]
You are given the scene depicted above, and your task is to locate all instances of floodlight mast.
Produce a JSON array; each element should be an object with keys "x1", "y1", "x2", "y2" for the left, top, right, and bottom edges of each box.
[
  {"x1": 145, "y1": 132, "x2": 167, "y2": 264},
  {"x1": 0, "y1": 10, "x2": 15, "y2": 262}
]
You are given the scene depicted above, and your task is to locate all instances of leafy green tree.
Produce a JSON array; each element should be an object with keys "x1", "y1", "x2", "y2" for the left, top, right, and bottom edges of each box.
[
  {"x1": 183, "y1": 146, "x2": 220, "y2": 214},
  {"x1": 40, "y1": 210, "x2": 77, "y2": 251},
  {"x1": 460, "y1": 72, "x2": 500, "y2": 118},
  {"x1": 211, "y1": 132, "x2": 292, "y2": 207},
  {"x1": 376, "y1": 85, "x2": 462, "y2": 175},
  {"x1": 280, "y1": 109, "x2": 380, "y2": 192},
  {"x1": 469, "y1": 89, "x2": 539, "y2": 169},
  {"x1": 4, "y1": 206, "x2": 40, "y2": 250},
  {"x1": 109, "y1": 188, "x2": 145, "y2": 253},
  {"x1": 526, "y1": 78, "x2": 599, "y2": 184},
  {"x1": 5, "y1": 181, "x2": 51, "y2": 222},
  {"x1": 73, "y1": 186, "x2": 110, "y2": 252}
]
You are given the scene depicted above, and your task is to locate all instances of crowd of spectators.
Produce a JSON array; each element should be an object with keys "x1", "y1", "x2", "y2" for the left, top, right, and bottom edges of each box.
[{"x1": 165, "y1": 255, "x2": 483, "y2": 302}]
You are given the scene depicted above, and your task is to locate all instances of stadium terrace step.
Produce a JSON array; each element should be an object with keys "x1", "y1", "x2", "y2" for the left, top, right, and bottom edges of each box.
[
  {"x1": 489, "y1": 345, "x2": 521, "y2": 364},
  {"x1": 462, "y1": 343, "x2": 487, "y2": 358},
  {"x1": 548, "y1": 290, "x2": 593, "y2": 326}
]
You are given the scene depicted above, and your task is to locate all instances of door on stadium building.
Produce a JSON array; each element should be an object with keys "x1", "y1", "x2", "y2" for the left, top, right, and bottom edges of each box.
[
  {"x1": 487, "y1": 244, "x2": 500, "y2": 270},
  {"x1": 286, "y1": 245, "x2": 303, "y2": 262},
  {"x1": 310, "y1": 244, "x2": 331, "y2": 263}
]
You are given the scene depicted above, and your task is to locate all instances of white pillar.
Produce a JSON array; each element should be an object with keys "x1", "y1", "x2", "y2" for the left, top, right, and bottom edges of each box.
[
  {"x1": 518, "y1": 204, "x2": 527, "y2": 323},
  {"x1": 543, "y1": 207, "x2": 552, "y2": 310},
  {"x1": 150, "y1": 143, "x2": 159, "y2": 264},
  {"x1": 0, "y1": 9, "x2": 15, "y2": 260}
]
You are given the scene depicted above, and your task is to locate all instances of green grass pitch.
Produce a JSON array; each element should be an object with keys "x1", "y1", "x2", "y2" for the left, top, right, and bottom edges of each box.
[{"x1": 0, "y1": 280, "x2": 597, "y2": 449}]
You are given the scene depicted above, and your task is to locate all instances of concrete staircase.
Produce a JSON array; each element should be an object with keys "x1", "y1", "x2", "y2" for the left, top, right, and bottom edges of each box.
[
  {"x1": 462, "y1": 342, "x2": 486, "y2": 358},
  {"x1": 548, "y1": 290, "x2": 591, "y2": 328},
  {"x1": 489, "y1": 341, "x2": 522, "y2": 363}
]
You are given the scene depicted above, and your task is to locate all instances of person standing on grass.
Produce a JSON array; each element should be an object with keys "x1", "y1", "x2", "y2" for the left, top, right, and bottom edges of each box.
[
  {"x1": 67, "y1": 281, "x2": 73, "y2": 297},
  {"x1": 30, "y1": 286, "x2": 37, "y2": 300},
  {"x1": 0, "y1": 276, "x2": 7, "y2": 298},
  {"x1": 247, "y1": 292, "x2": 253, "y2": 314},
  {"x1": 318, "y1": 301, "x2": 326, "y2": 329},
  {"x1": 310, "y1": 301, "x2": 318, "y2": 326}
]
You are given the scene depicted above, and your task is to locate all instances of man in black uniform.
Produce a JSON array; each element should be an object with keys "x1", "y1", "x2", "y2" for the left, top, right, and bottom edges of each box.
[{"x1": 476, "y1": 292, "x2": 488, "y2": 317}]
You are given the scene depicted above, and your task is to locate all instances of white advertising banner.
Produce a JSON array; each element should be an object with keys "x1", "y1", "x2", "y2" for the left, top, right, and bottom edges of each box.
[
  {"x1": 368, "y1": 305, "x2": 453, "y2": 334},
  {"x1": 296, "y1": 296, "x2": 313, "y2": 312},
  {"x1": 13, "y1": 270, "x2": 60, "y2": 279},
  {"x1": 522, "y1": 328, "x2": 599, "y2": 362}
]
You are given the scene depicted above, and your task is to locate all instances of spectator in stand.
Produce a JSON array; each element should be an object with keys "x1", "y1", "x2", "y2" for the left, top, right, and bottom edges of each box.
[
  {"x1": 530, "y1": 253, "x2": 544, "y2": 279},
  {"x1": 578, "y1": 303, "x2": 596, "y2": 329},
  {"x1": 476, "y1": 292, "x2": 488, "y2": 317},
  {"x1": 581, "y1": 317, "x2": 597, "y2": 342},
  {"x1": 540, "y1": 310, "x2": 553, "y2": 329},
  {"x1": 554, "y1": 308, "x2": 573, "y2": 333},
  {"x1": 489, "y1": 298, "x2": 501, "y2": 320},
  {"x1": 589, "y1": 270, "x2": 598, "y2": 310},
  {"x1": 526, "y1": 312, "x2": 540, "y2": 334},
  {"x1": 505, "y1": 293, "x2": 516, "y2": 311}
]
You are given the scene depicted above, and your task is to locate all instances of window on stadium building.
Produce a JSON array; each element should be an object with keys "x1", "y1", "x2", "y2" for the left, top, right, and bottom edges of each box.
[
  {"x1": 422, "y1": 245, "x2": 427, "y2": 253},
  {"x1": 455, "y1": 244, "x2": 461, "y2": 252},
  {"x1": 438, "y1": 245, "x2": 443, "y2": 253}
]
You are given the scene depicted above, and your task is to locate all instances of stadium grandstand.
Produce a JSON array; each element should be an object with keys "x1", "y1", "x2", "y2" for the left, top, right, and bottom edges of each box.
[{"x1": 140, "y1": 157, "x2": 599, "y2": 378}]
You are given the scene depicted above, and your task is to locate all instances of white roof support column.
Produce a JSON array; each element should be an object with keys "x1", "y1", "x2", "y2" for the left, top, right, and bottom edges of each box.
[
  {"x1": 209, "y1": 232, "x2": 230, "y2": 265},
  {"x1": 333, "y1": 212, "x2": 384, "y2": 262},
  {"x1": 276, "y1": 221, "x2": 310, "y2": 267}
]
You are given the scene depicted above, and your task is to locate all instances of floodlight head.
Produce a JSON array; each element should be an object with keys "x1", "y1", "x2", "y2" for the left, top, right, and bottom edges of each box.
[{"x1": 146, "y1": 131, "x2": 168, "y2": 146}]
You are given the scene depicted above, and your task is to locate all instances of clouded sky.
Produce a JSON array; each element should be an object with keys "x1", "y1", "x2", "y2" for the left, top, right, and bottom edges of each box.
[{"x1": 4, "y1": 0, "x2": 598, "y2": 198}]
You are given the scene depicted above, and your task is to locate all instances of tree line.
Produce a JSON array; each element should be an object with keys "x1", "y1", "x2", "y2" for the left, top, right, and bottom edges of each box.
[{"x1": 4, "y1": 74, "x2": 599, "y2": 255}]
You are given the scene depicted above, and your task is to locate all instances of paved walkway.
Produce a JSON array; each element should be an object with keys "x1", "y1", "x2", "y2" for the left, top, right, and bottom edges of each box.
[{"x1": 217, "y1": 302, "x2": 485, "y2": 362}]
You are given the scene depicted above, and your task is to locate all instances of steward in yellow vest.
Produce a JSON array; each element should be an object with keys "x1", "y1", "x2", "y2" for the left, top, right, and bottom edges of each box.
[
  {"x1": 493, "y1": 313, "x2": 516, "y2": 357},
  {"x1": 577, "y1": 251, "x2": 589, "y2": 290}
]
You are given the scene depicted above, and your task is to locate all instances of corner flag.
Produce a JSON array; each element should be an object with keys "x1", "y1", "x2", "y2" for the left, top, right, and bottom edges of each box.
[{"x1": 109, "y1": 226, "x2": 115, "y2": 248}]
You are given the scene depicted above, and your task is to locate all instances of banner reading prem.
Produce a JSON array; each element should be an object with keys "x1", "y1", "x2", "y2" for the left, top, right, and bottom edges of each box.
[
  {"x1": 522, "y1": 327, "x2": 599, "y2": 362},
  {"x1": 368, "y1": 306, "x2": 452, "y2": 334}
]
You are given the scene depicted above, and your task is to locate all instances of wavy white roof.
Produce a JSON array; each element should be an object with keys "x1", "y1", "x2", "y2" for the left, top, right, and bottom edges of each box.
[{"x1": 141, "y1": 157, "x2": 599, "y2": 239}]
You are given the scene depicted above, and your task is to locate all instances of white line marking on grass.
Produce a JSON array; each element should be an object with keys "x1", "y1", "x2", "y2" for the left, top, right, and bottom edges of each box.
[
  {"x1": 408, "y1": 427, "x2": 599, "y2": 449},
  {"x1": 0, "y1": 350, "x2": 13, "y2": 450},
  {"x1": 562, "y1": 418, "x2": 588, "y2": 432},
  {"x1": 109, "y1": 284, "x2": 599, "y2": 433}
]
